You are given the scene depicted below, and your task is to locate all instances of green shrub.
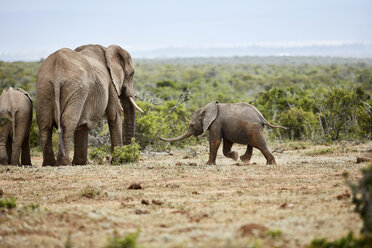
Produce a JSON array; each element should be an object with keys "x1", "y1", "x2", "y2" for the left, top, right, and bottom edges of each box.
[
  {"x1": 111, "y1": 139, "x2": 141, "y2": 165},
  {"x1": 308, "y1": 232, "x2": 372, "y2": 248},
  {"x1": 135, "y1": 100, "x2": 198, "y2": 151},
  {"x1": 279, "y1": 106, "x2": 319, "y2": 140},
  {"x1": 318, "y1": 88, "x2": 361, "y2": 141},
  {"x1": 89, "y1": 146, "x2": 108, "y2": 164},
  {"x1": 0, "y1": 197, "x2": 17, "y2": 209},
  {"x1": 348, "y1": 163, "x2": 372, "y2": 235},
  {"x1": 264, "y1": 229, "x2": 282, "y2": 238},
  {"x1": 23, "y1": 203, "x2": 40, "y2": 211},
  {"x1": 104, "y1": 230, "x2": 140, "y2": 248},
  {"x1": 357, "y1": 99, "x2": 372, "y2": 139}
]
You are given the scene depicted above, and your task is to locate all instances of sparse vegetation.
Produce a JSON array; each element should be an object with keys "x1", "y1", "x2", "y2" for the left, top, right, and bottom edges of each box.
[
  {"x1": 80, "y1": 186, "x2": 102, "y2": 199},
  {"x1": 23, "y1": 203, "x2": 40, "y2": 211},
  {"x1": 104, "y1": 230, "x2": 140, "y2": 248},
  {"x1": 0, "y1": 197, "x2": 16, "y2": 209},
  {"x1": 265, "y1": 229, "x2": 282, "y2": 238}
]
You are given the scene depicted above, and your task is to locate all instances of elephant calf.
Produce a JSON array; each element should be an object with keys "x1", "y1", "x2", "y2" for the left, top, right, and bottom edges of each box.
[
  {"x1": 0, "y1": 88, "x2": 33, "y2": 165},
  {"x1": 161, "y1": 102, "x2": 287, "y2": 165}
]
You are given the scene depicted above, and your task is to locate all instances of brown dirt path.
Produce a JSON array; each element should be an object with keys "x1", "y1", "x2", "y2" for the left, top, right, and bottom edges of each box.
[{"x1": 0, "y1": 141, "x2": 370, "y2": 247}]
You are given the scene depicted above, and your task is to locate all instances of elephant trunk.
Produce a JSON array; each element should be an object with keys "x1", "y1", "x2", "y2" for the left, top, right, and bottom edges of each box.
[
  {"x1": 122, "y1": 97, "x2": 136, "y2": 145},
  {"x1": 160, "y1": 131, "x2": 192, "y2": 142}
]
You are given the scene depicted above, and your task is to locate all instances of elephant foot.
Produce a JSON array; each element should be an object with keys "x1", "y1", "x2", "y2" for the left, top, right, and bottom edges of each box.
[
  {"x1": 10, "y1": 161, "x2": 20, "y2": 166},
  {"x1": 42, "y1": 158, "x2": 56, "y2": 167},
  {"x1": 56, "y1": 157, "x2": 71, "y2": 166},
  {"x1": 266, "y1": 159, "x2": 277, "y2": 165},
  {"x1": 206, "y1": 160, "x2": 216, "y2": 165},
  {"x1": 72, "y1": 158, "x2": 87, "y2": 166},
  {"x1": 0, "y1": 157, "x2": 8, "y2": 165},
  {"x1": 225, "y1": 151, "x2": 239, "y2": 161},
  {"x1": 240, "y1": 154, "x2": 251, "y2": 164}
]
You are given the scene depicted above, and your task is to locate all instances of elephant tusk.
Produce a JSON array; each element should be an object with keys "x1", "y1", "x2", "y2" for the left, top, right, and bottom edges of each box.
[{"x1": 129, "y1": 97, "x2": 144, "y2": 113}]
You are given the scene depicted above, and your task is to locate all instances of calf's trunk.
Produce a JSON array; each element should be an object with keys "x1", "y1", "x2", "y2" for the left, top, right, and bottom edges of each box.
[{"x1": 160, "y1": 131, "x2": 192, "y2": 142}]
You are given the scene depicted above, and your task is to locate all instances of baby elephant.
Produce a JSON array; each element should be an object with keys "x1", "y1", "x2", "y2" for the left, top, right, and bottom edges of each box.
[
  {"x1": 161, "y1": 102, "x2": 286, "y2": 165},
  {"x1": 0, "y1": 88, "x2": 33, "y2": 165}
]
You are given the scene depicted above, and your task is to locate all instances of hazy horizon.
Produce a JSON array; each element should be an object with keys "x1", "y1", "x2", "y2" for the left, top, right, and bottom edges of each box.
[{"x1": 1, "y1": 0, "x2": 371, "y2": 61}]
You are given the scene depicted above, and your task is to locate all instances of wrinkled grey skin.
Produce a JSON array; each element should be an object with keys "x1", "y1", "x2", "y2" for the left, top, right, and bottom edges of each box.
[
  {"x1": 161, "y1": 102, "x2": 287, "y2": 165},
  {"x1": 0, "y1": 87, "x2": 33, "y2": 165},
  {"x1": 36, "y1": 44, "x2": 143, "y2": 166}
]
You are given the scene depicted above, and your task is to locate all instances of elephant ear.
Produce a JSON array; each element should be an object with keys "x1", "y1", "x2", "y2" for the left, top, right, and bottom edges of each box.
[
  {"x1": 201, "y1": 102, "x2": 218, "y2": 133},
  {"x1": 105, "y1": 45, "x2": 132, "y2": 96}
]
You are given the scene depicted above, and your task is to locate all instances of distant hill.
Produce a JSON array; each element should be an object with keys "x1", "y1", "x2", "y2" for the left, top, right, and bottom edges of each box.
[
  {"x1": 132, "y1": 43, "x2": 372, "y2": 59},
  {"x1": 136, "y1": 56, "x2": 372, "y2": 65},
  {"x1": 1, "y1": 42, "x2": 371, "y2": 62}
]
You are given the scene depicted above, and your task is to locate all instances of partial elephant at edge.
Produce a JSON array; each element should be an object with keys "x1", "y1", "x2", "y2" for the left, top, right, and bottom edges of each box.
[{"x1": 0, "y1": 87, "x2": 33, "y2": 166}]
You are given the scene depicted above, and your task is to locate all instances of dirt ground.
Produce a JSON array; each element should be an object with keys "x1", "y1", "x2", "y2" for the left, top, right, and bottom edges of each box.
[{"x1": 0, "y1": 141, "x2": 371, "y2": 248}]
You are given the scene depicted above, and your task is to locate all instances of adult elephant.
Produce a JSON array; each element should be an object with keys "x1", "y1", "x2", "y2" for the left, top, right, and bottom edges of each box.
[{"x1": 36, "y1": 44, "x2": 143, "y2": 166}]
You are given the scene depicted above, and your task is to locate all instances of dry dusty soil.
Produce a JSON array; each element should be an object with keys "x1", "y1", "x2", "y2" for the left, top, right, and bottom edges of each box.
[{"x1": 0, "y1": 141, "x2": 371, "y2": 248}]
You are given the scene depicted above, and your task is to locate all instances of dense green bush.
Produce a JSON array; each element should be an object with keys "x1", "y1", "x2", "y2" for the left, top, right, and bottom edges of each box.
[
  {"x1": 135, "y1": 99, "x2": 200, "y2": 151},
  {"x1": 280, "y1": 106, "x2": 319, "y2": 140},
  {"x1": 111, "y1": 139, "x2": 141, "y2": 165},
  {"x1": 1, "y1": 57, "x2": 371, "y2": 153},
  {"x1": 318, "y1": 88, "x2": 361, "y2": 141}
]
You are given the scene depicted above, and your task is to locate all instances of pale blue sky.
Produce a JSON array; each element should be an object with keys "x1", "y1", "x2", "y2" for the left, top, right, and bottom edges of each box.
[{"x1": 0, "y1": 0, "x2": 371, "y2": 60}]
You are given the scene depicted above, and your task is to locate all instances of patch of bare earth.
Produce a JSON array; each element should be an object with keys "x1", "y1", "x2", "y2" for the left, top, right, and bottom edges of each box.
[{"x1": 0, "y1": 141, "x2": 370, "y2": 247}]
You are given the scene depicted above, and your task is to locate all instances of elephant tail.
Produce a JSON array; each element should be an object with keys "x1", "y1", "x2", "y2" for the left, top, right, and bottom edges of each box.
[
  {"x1": 249, "y1": 104, "x2": 288, "y2": 129},
  {"x1": 264, "y1": 121, "x2": 288, "y2": 129},
  {"x1": 52, "y1": 82, "x2": 65, "y2": 156},
  {"x1": 8, "y1": 88, "x2": 17, "y2": 140}
]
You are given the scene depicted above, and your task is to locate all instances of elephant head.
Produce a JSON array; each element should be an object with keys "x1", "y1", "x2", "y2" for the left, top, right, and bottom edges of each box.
[
  {"x1": 161, "y1": 102, "x2": 218, "y2": 142},
  {"x1": 104, "y1": 45, "x2": 144, "y2": 144}
]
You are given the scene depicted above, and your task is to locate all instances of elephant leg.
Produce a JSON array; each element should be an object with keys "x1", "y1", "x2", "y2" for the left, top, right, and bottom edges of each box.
[
  {"x1": 0, "y1": 123, "x2": 11, "y2": 164},
  {"x1": 56, "y1": 129, "x2": 74, "y2": 166},
  {"x1": 21, "y1": 134, "x2": 31, "y2": 166},
  {"x1": 72, "y1": 128, "x2": 89, "y2": 165},
  {"x1": 206, "y1": 123, "x2": 222, "y2": 165},
  {"x1": 248, "y1": 124, "x2": 276, "y2": 165},
  {"x1": 10, "y1": 140, "x2": 22, "y2": 166},
  {"x1": 260, "y1": 148, "x2": 276, "y2": 165},
  {"x1": 40, "y1": 127, "x2": 56, "y2": 166},
  {"x1": 0, "y1": 138, "x2": 9, "y2": 165},
  {"x1": 240, "y1": 145, "x2": 253, "y2": 164},
  {"x1": 5, "y1": 139, "x2": 12, "y2": 165},
  {"x1": 11, "y1": 121, "x2": 29, "y2": 166},
  {"x1": 222, "y1": 139, "x2": 238, "y2": 161}
]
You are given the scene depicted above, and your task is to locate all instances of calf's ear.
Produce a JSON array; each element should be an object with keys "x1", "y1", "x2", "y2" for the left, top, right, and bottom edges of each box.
[{"x1": 201, "y1": 102, "x2": 218, "y2": 133}]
